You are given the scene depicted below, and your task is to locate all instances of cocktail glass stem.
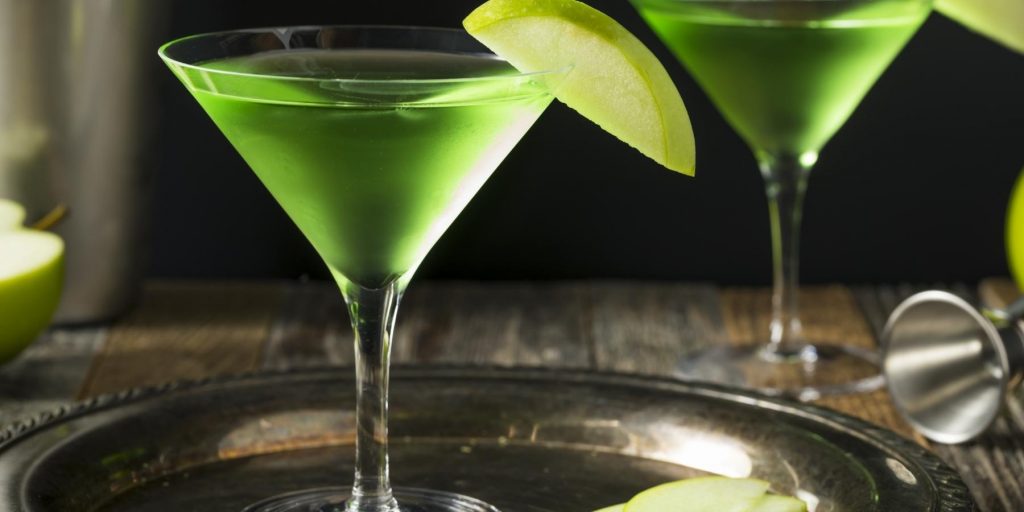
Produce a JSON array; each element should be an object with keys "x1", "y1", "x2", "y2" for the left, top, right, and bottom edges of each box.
[
  {"x1": 758, "y1": 151, "x2": 815, "y2": 360},
  {"x1": 676, "y1": 147, "x2": 882, "y2": 398},
  {"x1": 342, "y1": 280, "x2": 403, "y2": 512}
]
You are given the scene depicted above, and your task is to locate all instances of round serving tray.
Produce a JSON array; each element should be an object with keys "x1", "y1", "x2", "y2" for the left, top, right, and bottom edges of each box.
[{"x1": 0, "y1": 367, "x2": 974, "y2": 511}]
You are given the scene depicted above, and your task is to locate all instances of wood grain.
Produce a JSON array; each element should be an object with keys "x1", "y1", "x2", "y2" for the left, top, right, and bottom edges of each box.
[
  {"x1": 77, "y1": 281, "x2": 284, "y2": 397},
  {"x1": 262, "y1": 281, "x2": 349, "y2": 369},
  {"x1": 398, "y1": 281, "x2": 592, "y2": 368},
  {"x1": 979, "y1": 277, "x2": 1019, "y2": 311},
  {"x1": 258, "y1": 281, "x2": 595, "y2": 370},
  {"x1": 590, "y1": 282, "x2": 726, "y2": 374}
]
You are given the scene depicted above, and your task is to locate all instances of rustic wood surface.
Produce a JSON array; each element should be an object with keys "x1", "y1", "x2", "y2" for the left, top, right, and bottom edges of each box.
[{"x1": 2, "y1": 279, "x2": 1022, "y2": 511}]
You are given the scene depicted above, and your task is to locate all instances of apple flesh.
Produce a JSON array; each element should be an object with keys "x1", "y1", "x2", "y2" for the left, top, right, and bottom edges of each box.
[
  {"x1": 464, "y1": 0, "x2": 696, "y2": 175},
  {"x1": 0, "y1": 201, "x2": 64, "y2": 363},
  {"x1": 750, "y1": 495, "x2": 807, "y2": 512},
  {"x1": 0, "y1": 199, "x2": 25, "y2": 231},
  {"x1": 596, "y1": 477, "x2": 807, "y2": 512},
  {"x1": 936, "y1": 0, "x2": 1024, "y2": 54},
  {"x1": 624, "y1": 477, "x2": 770, "y2": 512}
]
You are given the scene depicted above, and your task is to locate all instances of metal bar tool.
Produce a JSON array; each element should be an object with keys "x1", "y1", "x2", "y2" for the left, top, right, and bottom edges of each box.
[{"x1": 882, "y1": 291, "x2": 1024, "y2": 443}]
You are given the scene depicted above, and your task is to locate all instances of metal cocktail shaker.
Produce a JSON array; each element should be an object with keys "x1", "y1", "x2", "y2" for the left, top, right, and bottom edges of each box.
[{"x1": 0, "y1": 0, "x2": 166, "y2": 323}]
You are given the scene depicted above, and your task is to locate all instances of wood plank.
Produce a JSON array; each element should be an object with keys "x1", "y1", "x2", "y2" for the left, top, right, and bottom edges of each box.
[
  {"x1": 262, "y1": 281, "x2": 350, "y2": 369},
  {"x1": 720, "y1": 285, "x2": 921, "y2": 440},
  {"x1": 397, "y1": 281, "x2": 592, "y2": 367},
  {"x1": 77, "y1": 281, "x2": 284, "y2": 398},
  {"x1": 590, "y1": 282, "x2": 727, "y2": 375},
  {"x1": 979, "y1": 277, "x2": 1019, "y2": 311},
  {"x1": 260, "y1": 281, "x2": 594, "y2": 370},
  {"x1": 0, "y1": 327, "x2": 106, "y2": 424},
  {"x1": 935, "y1": 418, "x2": 1024, "y2": 512}
]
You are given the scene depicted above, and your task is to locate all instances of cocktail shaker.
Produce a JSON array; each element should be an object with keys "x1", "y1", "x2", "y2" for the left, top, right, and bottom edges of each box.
[
  {"x1": 881, "y1": 291, "x2": 1024, "y2": 444},
  {"x1": 0, "y1": 0, "x2": 166, "y2": 323}
]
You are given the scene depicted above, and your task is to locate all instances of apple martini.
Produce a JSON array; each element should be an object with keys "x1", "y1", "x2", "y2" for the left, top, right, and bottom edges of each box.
[
  {"x1": 161, "y1": 8, "x2": 695, "y2": 511},
  {"x1": 631, "y1": 0, "x2": 932, "y2": 398},
  {"x1": 161, "y1": 26, "x2": 566, "y2": 512}
]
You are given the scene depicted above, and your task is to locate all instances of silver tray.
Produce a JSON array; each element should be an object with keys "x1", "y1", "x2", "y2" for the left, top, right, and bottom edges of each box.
[{"x1": 0, "y1": 367, "x2": 974, "y2": 511}]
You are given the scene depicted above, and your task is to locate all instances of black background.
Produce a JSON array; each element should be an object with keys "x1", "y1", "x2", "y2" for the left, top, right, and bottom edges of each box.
[{"x1": 149, "y1": 0, "x2": 1024, "y2": 285}]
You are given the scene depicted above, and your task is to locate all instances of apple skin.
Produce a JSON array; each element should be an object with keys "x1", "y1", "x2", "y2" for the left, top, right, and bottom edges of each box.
[
  {"x1": 0, "y1": 232, "x2": 64, "y2": 363},
  {"x1": 464, "y1": 0, "x2": 696, "y2": 175},
  {"x1": 1008, "y1": 168, "x2": 1024, "y2": 291}
]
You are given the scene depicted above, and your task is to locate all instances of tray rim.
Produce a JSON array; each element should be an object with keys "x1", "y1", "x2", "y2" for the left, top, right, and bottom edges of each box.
[{"x1": 0, "y1": 365, "x2": 977, "y2": 511}]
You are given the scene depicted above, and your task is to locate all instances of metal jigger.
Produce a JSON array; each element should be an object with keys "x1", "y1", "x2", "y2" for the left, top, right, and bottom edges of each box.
[{"x1": 881, "y1": 291, "x2": 1024, "y2": 444}]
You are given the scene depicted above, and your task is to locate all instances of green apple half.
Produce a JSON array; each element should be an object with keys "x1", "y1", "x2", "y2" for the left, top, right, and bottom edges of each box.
[{"x1": 0, "y1": 198, "x2": 64, "y2": 363}]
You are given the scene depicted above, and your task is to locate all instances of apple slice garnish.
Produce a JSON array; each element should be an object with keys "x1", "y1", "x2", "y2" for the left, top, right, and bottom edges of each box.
[{"x1": 593, "y1": 477, "x2": 807, "y2": 512}]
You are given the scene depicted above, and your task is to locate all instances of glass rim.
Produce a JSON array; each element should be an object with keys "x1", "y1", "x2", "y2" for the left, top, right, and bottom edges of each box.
[{"x1": 158, "y1": 25, "x2": 572, "y2": 86}]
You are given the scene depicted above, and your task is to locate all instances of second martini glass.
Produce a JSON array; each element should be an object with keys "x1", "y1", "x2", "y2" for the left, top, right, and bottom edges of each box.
[
  {"x1": 160, "y1": 26, "x2": 566, "y2": 512},
  {"x1": 631, "y1": 0, "x2": 932, "y2": 398}
]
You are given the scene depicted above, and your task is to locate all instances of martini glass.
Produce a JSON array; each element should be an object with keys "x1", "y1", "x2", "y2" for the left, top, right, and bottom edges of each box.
[
  {"x1": 160, "y1": 26, "x2": 566, "y2": 512},
  {"x1": 630, "y1": 0, "x2": 932, "y2": 398}
]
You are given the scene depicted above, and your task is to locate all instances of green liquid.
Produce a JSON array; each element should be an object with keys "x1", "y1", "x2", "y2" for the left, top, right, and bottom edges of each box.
[
  {"x1": 634, "y1": 0, "x2": 930, "y2": 156},
  {"x1": 185, "y1": 49, "x2": 553, "y2": 288}
]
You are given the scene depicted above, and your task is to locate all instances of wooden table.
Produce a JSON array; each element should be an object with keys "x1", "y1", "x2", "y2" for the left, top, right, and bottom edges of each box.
[{"x1": 2, "y1": 280, "x2": 1022, "y2": 511}]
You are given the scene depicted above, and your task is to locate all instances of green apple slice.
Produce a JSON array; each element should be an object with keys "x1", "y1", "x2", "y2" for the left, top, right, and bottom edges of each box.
[
  {"x1": 0, "y1": 198, "x2": 26, "y2": 231},
  {"x1": 937, "y1": 0, "x2": 1024, "y2": 54},
  {"x1": 750, "y1": 495, "x2": 807, "y2": 512},
  {"x1": 464, "y1": 0, "x2": 696, "y2": 175},
  {"x1": 0, "y1": 230, "x2": 64, "y2": 362},
  {"x1": 623, "y1": 477, "x2": 770, "y2": 512}
]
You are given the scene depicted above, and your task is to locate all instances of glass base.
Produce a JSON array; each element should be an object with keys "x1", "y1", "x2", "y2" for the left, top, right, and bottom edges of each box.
[
  {"x1": 676, "y1": 342, "x2": 884, "y2": 401},
  {"x1": 243, "y1": 487, "x2": 500, "y2": 512}
]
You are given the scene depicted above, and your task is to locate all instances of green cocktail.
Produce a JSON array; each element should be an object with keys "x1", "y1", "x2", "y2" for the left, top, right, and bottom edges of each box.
[
  {"x1": 161, "y1": 26, "x2": 564, "y2": 512},
  {"x1": 637, "y1": 1, "x2": 928, "y2": 155},
  {"x1": 631, "y1": 0, "x2": 932, "y2": 398},
  {"x1": 192, "y1": 49, "x2": 552, "y2": 289}
]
